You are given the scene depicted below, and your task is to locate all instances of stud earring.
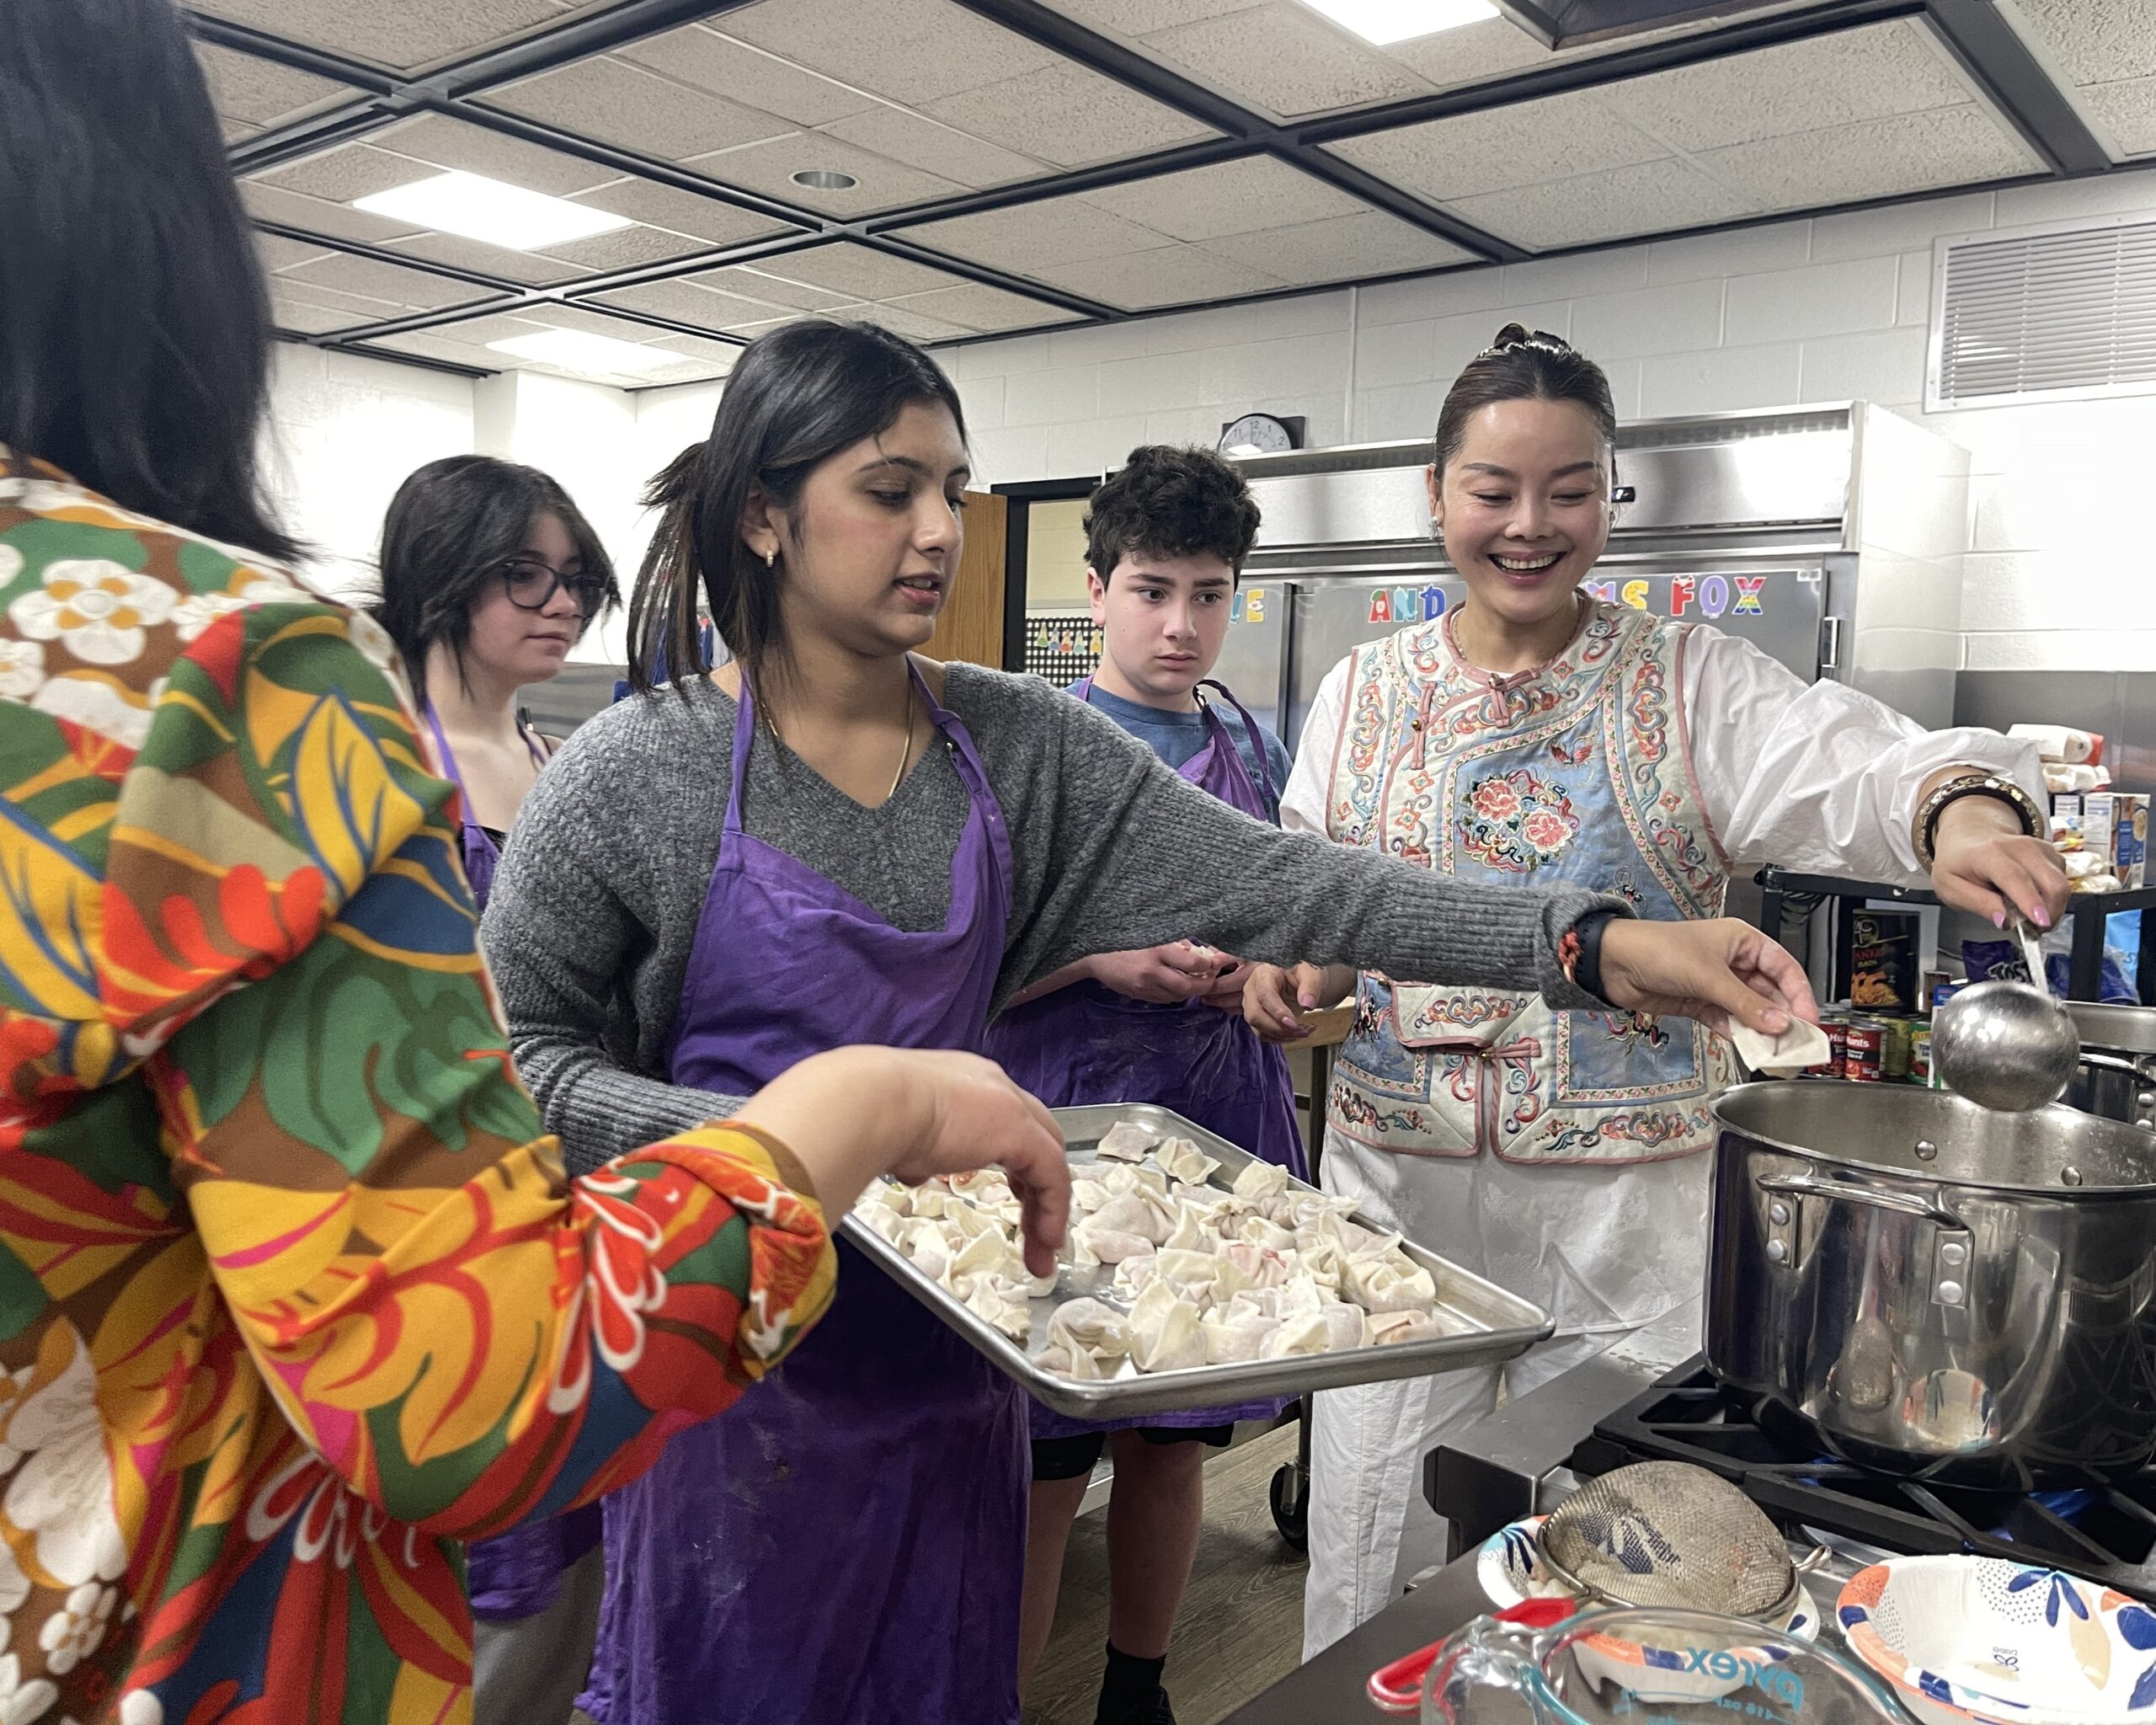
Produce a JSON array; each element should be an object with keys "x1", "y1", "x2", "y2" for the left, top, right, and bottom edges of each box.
[{"x1": 764, "y1": 547, "x2": 776, "y2": 569}]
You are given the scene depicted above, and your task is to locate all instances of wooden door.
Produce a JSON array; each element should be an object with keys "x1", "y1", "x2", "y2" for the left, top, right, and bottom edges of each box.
[{"x1": 925, "y1": 490, "x2": 1007, "y2": 668}]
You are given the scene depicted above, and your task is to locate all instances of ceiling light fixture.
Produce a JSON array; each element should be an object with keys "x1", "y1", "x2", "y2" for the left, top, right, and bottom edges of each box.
[
  {"x1": 1299, "y1": 0, "x2": 1497, "y2": 45},
  {"x1": 353, "y1": 171, "x2": 632, "y2": 251},
  {"x1": 792, "y1": 168, "x2": 859, "y2": 190},
  {"x1": 487, "y1": 327, "x2": 679, "y2": 376}
]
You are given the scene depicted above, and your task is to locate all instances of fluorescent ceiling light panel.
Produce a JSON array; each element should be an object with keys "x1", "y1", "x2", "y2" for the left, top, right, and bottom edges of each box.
[
  {"x1": 487, "y1": 327, "x2": 678, "y2": 375},
  {"x1": 1299, "y1": 0, "x2": 1497, "y2": 45},
  {"x1": 354, "y1": 171, "x2": 632, "y2": 250}
]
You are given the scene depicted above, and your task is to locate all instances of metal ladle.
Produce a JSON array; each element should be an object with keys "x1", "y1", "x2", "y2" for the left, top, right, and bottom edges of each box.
[{"x1": 1932, "y1": 921, "x2": 2080, "y2": 1112}]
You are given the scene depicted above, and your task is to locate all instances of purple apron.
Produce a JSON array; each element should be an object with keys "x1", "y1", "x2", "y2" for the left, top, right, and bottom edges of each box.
[
  {"x1": 424, "y1": 703, "x2": 605, "y2": 1624},
  {"x1": 579, "y1": 661, "x2": 1027, "y2": 1725},
  {"x1": 982, "y1": 681, "x2": 1303, "y2": 1442}
]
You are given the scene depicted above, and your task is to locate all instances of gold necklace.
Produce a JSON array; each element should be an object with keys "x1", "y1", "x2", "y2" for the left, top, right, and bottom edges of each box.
[{"x1": 760, "y1": 674, "x2": 916, "y2": 801}]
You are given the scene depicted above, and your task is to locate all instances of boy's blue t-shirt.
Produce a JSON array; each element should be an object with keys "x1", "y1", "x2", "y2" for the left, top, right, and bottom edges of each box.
[{"x1": 1075, "y1": 680, "x2": 1289, "y2": 825}]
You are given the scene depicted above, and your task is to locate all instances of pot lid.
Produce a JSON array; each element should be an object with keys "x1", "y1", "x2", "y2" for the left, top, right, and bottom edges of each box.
[{"x1": 1713, "y1": 1081, "x2": 2156, "y2": 1194}]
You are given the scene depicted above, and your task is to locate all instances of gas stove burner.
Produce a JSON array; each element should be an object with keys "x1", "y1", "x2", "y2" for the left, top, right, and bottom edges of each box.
[{"x1": 1572, "y1": 1360, "x2": 2156, "y2": 1603}]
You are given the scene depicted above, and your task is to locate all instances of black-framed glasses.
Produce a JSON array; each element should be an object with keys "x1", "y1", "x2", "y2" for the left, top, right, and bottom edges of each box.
[{"x1": 498, "y1": 556, "x2": 608, "y2": 618}]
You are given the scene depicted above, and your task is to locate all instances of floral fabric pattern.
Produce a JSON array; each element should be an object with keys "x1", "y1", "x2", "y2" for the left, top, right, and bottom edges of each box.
[
  {"x1": 0, "y1": 447, "x2": 838, "y2": 1723},
  {"x1": 1460, "y1": 769, "x2": 1582, "y2": 873}
]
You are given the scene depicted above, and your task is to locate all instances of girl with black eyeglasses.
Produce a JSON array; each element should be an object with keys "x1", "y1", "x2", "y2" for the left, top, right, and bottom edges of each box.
[
  {"x1": 372, "y1": 454, "x2": 622, "y2": 1723},
  {"x1": 376, "y1": 455, "x2": 620, "y2": 905}
]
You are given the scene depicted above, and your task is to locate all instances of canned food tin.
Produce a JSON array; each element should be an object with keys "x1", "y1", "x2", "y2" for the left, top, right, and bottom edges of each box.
[
  {"x1": 1806, "y1": 1008, "x2": 1849, "y2": 1078},
  {"x1": 1909, "y1": 1024, "x2": 1932, "y2": 1086},
  {"x1": 1880, "y1": 1017, "x2": 1912, "y2": 1081},
  {"x1": 1844, "y1": 1017, "x2": 1885, "y2": 1082}
]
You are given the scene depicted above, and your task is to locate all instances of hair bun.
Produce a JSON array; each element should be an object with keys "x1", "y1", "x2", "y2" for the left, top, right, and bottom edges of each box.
[
  {"x1": 1486, "y1": 323, "x2": 1575, "y2": 357},
  {"x1": 1491, "y1": 322, "x2": 1533, "y2": 350}
]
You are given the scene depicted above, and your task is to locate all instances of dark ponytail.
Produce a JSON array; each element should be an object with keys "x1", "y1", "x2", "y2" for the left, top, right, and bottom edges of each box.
[
  {"x1": 1433, "y1": 323, "x2": 1618, "y2": 482},
  {"x1": 628, "y1": 320, "x2": 968, "y2": 695}
]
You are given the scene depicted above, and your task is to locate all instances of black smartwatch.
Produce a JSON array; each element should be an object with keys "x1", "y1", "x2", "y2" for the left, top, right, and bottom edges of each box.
[{"x1": 1573, "y1": 909, "x2": 1618, "y2": 1003}]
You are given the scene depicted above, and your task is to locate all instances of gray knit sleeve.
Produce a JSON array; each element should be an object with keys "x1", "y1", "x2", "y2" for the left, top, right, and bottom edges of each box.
[
  {"x1": 982, "y1": 673, "x2": 1621, "y2": 1012},
  {"x1": 482, "y1": 710, "x2": 744, "y2": 1178}
]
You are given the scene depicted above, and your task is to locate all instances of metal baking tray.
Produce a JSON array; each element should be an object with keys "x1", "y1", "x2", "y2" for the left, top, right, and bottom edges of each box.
[{"x1": 841, "y1": 1101, "x2": 1556, "y2": 1419}]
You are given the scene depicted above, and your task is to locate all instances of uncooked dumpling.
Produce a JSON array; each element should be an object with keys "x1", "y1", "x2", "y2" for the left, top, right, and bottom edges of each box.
[
  {"x1": 1259, "y1": 1312, "x2": 1331, "y2": 1359},
  {"x1": 1074, "y1": 1220, "x2": 1155, "y2": 1265},
  {"x1": 1152, "y1": 1137, "x2": 1220, "y2": 1187},
  {"x1": 1731, "y1": 1016, "x2": 1833, "y2": 1077},
  {"x1": 1128, "y1": 1280, "x2": 1207, "y2": 1372},
  {"x1": 1163, "y1": 1206, "x2": 1219, "y2": 1253},
  {"x1": 1343, "y1": 1252, "x2": 1438, "y2": 1315},
  {"x1": 1096, "y1": 1119, "x2": 1157, "y2": 1161},
  {"x1": 1201, "y1": 1300, "x2": 1281, "y2": 1364},
  {"x1": 965, "y1": 1279, "x2": 1033, "y2": 1342},
  {"x1": 1233, "y1": 1161, "x2": 1290, "y2": 1201}
]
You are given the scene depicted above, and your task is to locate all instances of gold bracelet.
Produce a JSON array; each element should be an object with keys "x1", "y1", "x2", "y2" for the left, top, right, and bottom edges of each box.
[{"x1": 1914, "y1": 772, "x2": 2043, "y2": 870}]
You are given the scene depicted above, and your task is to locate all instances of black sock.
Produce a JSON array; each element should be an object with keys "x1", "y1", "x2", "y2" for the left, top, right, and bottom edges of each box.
[{"x1": 1099, "y1": 1642, "x2": 1166, "y2": 1710}]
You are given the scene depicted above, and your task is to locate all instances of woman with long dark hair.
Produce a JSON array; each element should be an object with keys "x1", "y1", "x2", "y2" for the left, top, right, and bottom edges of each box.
[
  {"x1": 480, "y1": 317, "x2": 1820, "y2": 1725},
  {"x1": 0, "y1": 5, "x2": 1070, "y2": 1719},
  {"x1": 1244, "y1": 326, "x2": 2067, "y2": 1655}
]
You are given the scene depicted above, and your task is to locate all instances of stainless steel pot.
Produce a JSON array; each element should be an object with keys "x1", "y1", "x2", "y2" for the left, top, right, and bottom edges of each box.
[
  {"x1": 2064, "y1": 1001, "x2": 2156, "y2": 1129},
  {"x1": 1705, "y1": 1081, "x2": 2156, "y2": 1484}
]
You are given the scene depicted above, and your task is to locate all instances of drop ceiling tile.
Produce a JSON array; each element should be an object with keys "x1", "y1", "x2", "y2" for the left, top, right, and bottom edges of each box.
[
  {"x1": 1043, "y1": 244, "x2": 1284, "y2": 311},
  {"x1": 258, "y1": 232, "x2": 336, "y2": 274},
  {"x1": 267, "y1": 275, "x2": 411, "y2": 321},
  {"x1": 1447, "y1": 157, "x2": 1756, "y2": 251},
  {"x1": 194, "y1": 41, "x2": 354, "y2": 128},
  {"x1": 1140, "y1": 2, "x2": 1431, "y2": 120},
  {"x1": 898, "y1": 200, "x2": 1170, "y2": 274},
  {"x1": 2083, "y1": 76, "x2": 2156, "y2": 156},
  {"x1": 223, "y1": 119, "x2": 263, "y2": 144},
  {"x1": 2014, "y1": 0, "x2": 2156, "y2": 90},
  {"x1": 685, "y1": 132, "x2": 964, "y2": 216},
  {"x1": 382, "y1": 232, "x2": 582, "y2": 284},
  {"x1": 1329, "y1": 92, "x2": 1668, "y2": 202},
  {"x1": 883, "y1": 282, "x2": 1080, "y2": 332},
  {"x1": 484, "y1": 56, "x2": 794, "y2": 163},
  {"x1": 538, "y1": 223, "x2": 712, "y2": 271},
  {"x1": 360, "y1": 328, "x2": 508, "y2": 369},
  {"x1": 242, "y1": 182, "x2": 424, "y2": 246},
  {"x1": 687, "y1": 264, "x2": 856, "y2": 311},
  {"x1": 746, "y1": 243, "x2": 963, "y2": 301},
  {"x1": 373, "y1": 113, "x2": 619, "y2": 195},
  {"x1": 619, "y1": 25, "x2": 878, "y2": 125},
  {"x1": 189, "y1": 0, "x2": 565, "y2": 72},
  {"x1": 258, "y1": 143, "x2": 437, "y2": 206},
  {"x1": 721, "y1": 0, "x2": 1059, "y2": 106},
  {"x1": 819, "y1": 105, "x2": 1045, "y2": 189},
  {"x1": 1082, "y1": 158, "x2": 1358, "y2": 243},
  {"x1": 509, "y1": 301, "x2": 696, "y2": 340},
  {"x1": 567, "y1": 179, "x2": 794, "y2": 247},
  {"x1": 1048, "y1": 0, "x2": 1266, "y2": 34},
  {"x1": 1695, "y1": 105, "x2": 2042, "y2": 211},
  {"x1": 280, "y1": 250, "x2": 502, "y2": 312},
  {"x1": 832, "y1": 301, "x2": 975, "y2": 343},
  {"x1": 1199, "y1": 209, "x2": 1471, "y2": 284},
  {"x1": 640, "y1": 355, "x2": 741, "y2": 386},
  {"x1": 921, "y1": 61, "x2": 1213, "y2": 168},
  {"x1": 1379, "y1": 17, "x2": 1553, "y2": 88},
  {"x1": 421, "y1": 311, "x2": 572, "y2": 344},
  {"x1": 588, "y1": 276, "x2": 794, "y2": 331},
  {"x1": 1594, "y1": 21, "x2": 1975, "y2": 155},
  {"x1": 271, "y1": 296, "x2": 362, "y2": 335}
]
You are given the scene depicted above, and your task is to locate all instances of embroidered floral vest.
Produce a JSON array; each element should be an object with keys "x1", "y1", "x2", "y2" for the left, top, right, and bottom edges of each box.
[{"x1": 1323, "y1": 601, "x2": 1735, "y2": 1166}]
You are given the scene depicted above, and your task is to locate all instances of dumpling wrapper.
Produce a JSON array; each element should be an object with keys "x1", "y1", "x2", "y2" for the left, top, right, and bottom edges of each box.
[
  {"x1": 1259, "y1": 1312, "x2": 1333, "y2": 1359},
  {"x1": 894, "y1": 1219, "x2": 952, "y2": 1282},
  {"x1": 1151, "y1": 1137, "x2": 1221, "y2": 1188},
  {"x1": 1201, "y1": 1306, "x2": 1281, "y2": 1364},
  {"x1": 1070, "y1": 1177, "x2": 1110, "y2": 1217},
  {"x1": 965, "y1": 1279, "x2": 1033, "y2": 1341},
  {"x1": 1730, "y1": 1016, "x2": 1833, "y2": 1077},
  {"x1": 1038, "y1": 1340, "x2": 1115, "y2": 1381},
  {"x1": 1090, "y1": 1187, "x2": 1177, "y2": 1245},
  {"x1": 1241, "y1": 1216, "x2": 1296, "y2": 1253},
  {"x1": 1366, "y1": 1309, "x2": 1455, "y2": 1346},
  {"x1": 1075, "y1": 1220, "x2": 1154, "y2": 1264},
  {"x1": 1344, "y1": 1253, "x2": 1439, "y2": 1315},
  {"x1": 1233, "y1": 1161, "x2": 1291, "y2": 1202},
  {"x1": 946, "y1": 1228, "x2": 1022, "y2": 1295},
  {"x1": 1047, "y1": 1296, "x2": 1129, "y2": 1360},
  {"x1": 1096, "y1": 1120, "x2": 1157, "y2": 1161},
  {"x1": 1151, "y1": 1247, "x2": 1220, "y2": 1301},
  {"x1": 1128, "y1": 1279, "x2": 1208, "y2": 1372},
  {"x1": 1163, "y1": 1207, "x2": 1219, "y2": 1254}
]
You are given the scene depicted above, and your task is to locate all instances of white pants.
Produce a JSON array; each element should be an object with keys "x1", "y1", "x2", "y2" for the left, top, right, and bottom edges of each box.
[
  {"x1": 472, "y1": 1545, "x2": 605, "y2": 1725},
  {"x1": 1301, "y1": 1129, "x2": 1710, "y2": 1658}
]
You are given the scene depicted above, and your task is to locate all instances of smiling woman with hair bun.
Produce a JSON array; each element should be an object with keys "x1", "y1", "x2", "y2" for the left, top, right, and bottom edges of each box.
[{"x1": 1251, "y1": 323, "x2": 2068, "y2": 1658}]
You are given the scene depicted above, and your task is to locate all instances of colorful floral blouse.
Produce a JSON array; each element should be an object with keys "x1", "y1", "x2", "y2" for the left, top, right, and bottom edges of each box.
[{"x1": 0, "y1": 447, "x2": 836, "y2": 1724}]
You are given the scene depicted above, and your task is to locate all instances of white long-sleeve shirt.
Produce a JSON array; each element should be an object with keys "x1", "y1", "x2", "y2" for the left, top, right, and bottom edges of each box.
[{"x1": 1280, "y1": 622, "x2": 2042, "y2": 883}]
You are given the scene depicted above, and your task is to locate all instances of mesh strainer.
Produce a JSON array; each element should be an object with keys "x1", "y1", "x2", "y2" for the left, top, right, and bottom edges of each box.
[{"x1": 1535, "y1": 1462, "x2": 1801, "y2": 1621}]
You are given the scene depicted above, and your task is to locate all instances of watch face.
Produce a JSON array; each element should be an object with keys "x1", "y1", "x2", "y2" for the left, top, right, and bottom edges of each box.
[{"x1": 1219, "y1": 413, "x2": 1295, "y2": 455}]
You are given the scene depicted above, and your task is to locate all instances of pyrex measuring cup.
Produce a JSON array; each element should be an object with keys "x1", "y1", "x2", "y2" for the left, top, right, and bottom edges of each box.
[{"x1": 1419, "y1": 1609, "x2": 1907, "y2": 1725}]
